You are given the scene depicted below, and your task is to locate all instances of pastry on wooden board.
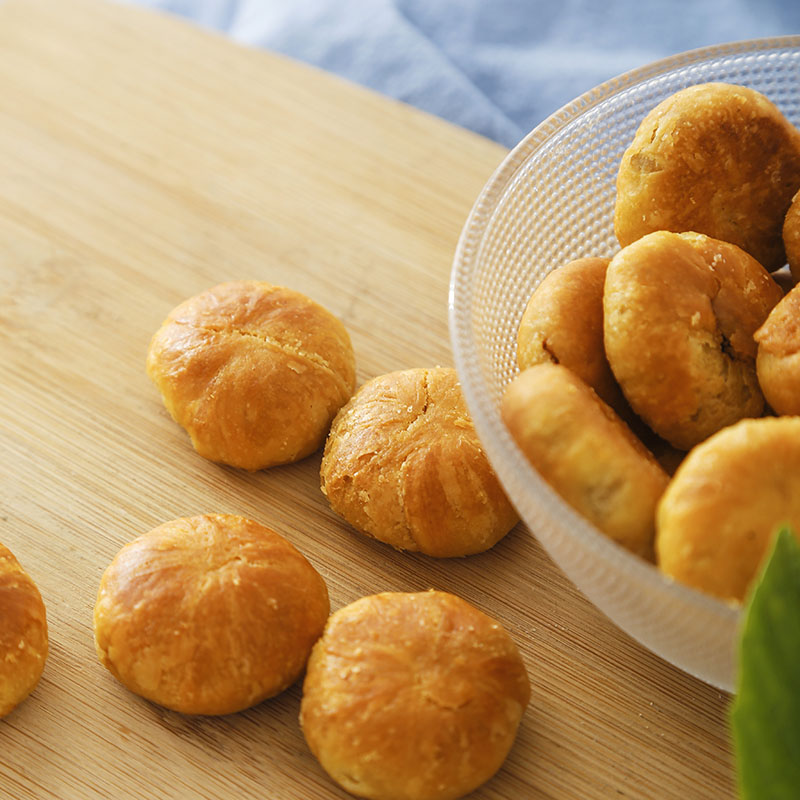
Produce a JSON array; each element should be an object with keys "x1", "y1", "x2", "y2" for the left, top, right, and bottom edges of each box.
[
  {"x1": 146, "y1": 280, "x2": 356, "y2": 470},
  {"x1": 320, "y1": 367, "x2": 518, "y2": 558},
  {"x1": 0, "y1": 542, "x2": 48, "y2": 718},
  {"x1": 93, "y1": 514, "x2": 330, "y2": 715},
  {"x1": 300, "y1": 590, "x2": 530, "y2": 800}
]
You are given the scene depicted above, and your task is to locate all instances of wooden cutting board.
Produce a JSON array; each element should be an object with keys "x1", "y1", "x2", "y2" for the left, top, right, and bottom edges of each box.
[{"x1": 0, "y1": 1, "x2": 735, "y2": 797}]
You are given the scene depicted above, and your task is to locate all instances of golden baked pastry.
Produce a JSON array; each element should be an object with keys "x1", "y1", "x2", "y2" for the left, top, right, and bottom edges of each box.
[
  {"x1": 0, "y1": 543, "x2": 48, "y2": 718},
  {"x1": 755, "y1": 283, "x2": 800, "y2": 414},
  {"x1": 615, "y1": 82, "x2": 800, "y2": 271},
  {"x1": 146, "y1": 280, "x2": 356, "y2": 470},
  {"x1": 320, "y1": 367, "x2": 518, "y2": 558},
  {"x1": 300, "y1": 591, "x2": 530, "y2": 800},
  {"x1": 516, "y1": 257, "x2": 626, "y2": 410},
  {"x1": 603, "y1": 230, "x2": 782, "y2": 450},
  {"x1": 501, "y1": 363, "x2": 668, "y2": 559},
  {"x1": 93, "y1": 514, "x2": 330, "y2": 715},
  {"x1": 783, "y1": 189, "x2": 800, "y2": 282},
  {"x1": 656, "y1": 417, "x2": 800, "y2": 603}
]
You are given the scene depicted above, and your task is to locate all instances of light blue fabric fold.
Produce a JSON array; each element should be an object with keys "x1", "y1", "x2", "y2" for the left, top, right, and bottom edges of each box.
[{"x1": 126, "y1": 0, "x2": 800, "y2": 147}]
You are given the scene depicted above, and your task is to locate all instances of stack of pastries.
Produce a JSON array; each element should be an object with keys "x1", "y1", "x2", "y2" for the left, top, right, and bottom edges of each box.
[{"x1": 503, "y1": 82, "x2": 800, "y2": 605}]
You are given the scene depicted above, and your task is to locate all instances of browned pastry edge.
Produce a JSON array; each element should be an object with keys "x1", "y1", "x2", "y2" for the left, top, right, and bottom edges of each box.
[
  {"x1": 783, "y1": 189, "x2": 800, "y2": 283},
  {"x1": 516, "y1": 257, "x2": 624, "y2": 406},
  {"x1": 755, "y1": 281, "x2": 800, "y2": 414},
  {"x1": 0, "y1": 542, "x2": 48, "y2": 718}
]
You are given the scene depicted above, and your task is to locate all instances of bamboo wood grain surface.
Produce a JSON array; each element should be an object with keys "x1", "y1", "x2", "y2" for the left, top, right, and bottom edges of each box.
[{"x1": 0, "y1": 0, "x2": 735, "y2": 797}]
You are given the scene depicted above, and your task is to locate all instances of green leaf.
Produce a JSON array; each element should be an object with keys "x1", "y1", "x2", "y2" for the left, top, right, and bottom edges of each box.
[{"x1": 731, "y1": 525, "x2": 800, "y2": 800}]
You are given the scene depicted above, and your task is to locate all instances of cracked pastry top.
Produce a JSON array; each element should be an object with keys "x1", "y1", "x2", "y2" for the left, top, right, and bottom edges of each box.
[
  {"x1": 603, "y1": 230, "x2": 783, "y2": 450},
  {"x1": 319, "y1": 367, "x2": 518, "y2": 558},
  {"x1": 0, "y1": 542, "x2": 48, "y2": 718},
  {"x1": 614, "y1": 82, "x2": 800, "y2": 272},
  {"x1": 146, "y1": 281, "x2": 356, "y2": 470},
  {"x1": 93, "y1": 514, "x2": 330, "y2": 716},
  {"x1": 299, "y1": 590, "x2": 530, "y2": 800}
]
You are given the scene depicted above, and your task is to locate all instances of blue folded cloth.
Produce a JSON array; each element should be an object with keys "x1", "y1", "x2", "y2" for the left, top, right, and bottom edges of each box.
[{"x1": 128, "y1": 0, "x2": 800, "y2": 147}]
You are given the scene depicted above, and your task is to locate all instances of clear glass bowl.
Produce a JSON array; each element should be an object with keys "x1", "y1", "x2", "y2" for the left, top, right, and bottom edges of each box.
[{"x1": 449, "y1": 38, "x2": 800, "y2": 693}]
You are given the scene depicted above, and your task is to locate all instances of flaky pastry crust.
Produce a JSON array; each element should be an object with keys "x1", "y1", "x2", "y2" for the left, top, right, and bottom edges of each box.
[
  {"x1": 93, "y1": 514, "x2": 329, "y2": 715},
  {"x1": 146, "y1": 281, "x2": 355, "y2": 470},
  {"x1": 615, "y1": 82, "x2": 800, "y2": 271},
  {"x1": 320, "y1": 368, "x2": 518, "y2": 557},
  {"x1": 300, "y1": 591, "x2": 530, "y2": 800},
  {"x1": 0, "y1": 542, "x2": 48, "y2": 718}
]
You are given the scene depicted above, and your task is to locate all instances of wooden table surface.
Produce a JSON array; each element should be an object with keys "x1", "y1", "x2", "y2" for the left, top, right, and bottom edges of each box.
[{"x1": 0, "y1": 0, "x2": 735, "y2": 797}]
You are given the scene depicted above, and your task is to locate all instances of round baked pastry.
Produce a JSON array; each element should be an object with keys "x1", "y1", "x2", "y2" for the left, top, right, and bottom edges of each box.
[
  {"x1": 783, "y1": 189, "x2": 800, "y2": 282},
  {"x1": 656, "y1": 417, "x2": 800, "y2": 604},
  {"x1": 501, "y1": 363, "x2": 669, "y2": 559},
  {"x1": 615, "y1": 82, "x2": 800, "y2": 271},
  {"x1": 320, "y1": 367, "x2": 518, "y2": 558},
  {"x1": 93, "y1": 514, "x2": 330, "y2": 715},
  {"x1": 603, "y1": 230, "x2": 782, "y2": 450},
  {"x1": 755, "y1": 283, "x2": 800, "y2": 414},
  {"x1": 146, "y1": 280, "x2": 356, "y2": 470},
  {"x1": 517, "y1": 257, "x2": 627, "y2": 411},
  {"x1": 300, "y1": 591, "x2": 530, "y2": 800},
  {"x1": 0, "y1": 543, "x2": 48, "y2": 718}
]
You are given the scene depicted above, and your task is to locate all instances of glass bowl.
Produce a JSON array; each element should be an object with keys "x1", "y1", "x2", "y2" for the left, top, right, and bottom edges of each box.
[{"x1": 449, "y1": 37, "x2": 800, "y2": 693}]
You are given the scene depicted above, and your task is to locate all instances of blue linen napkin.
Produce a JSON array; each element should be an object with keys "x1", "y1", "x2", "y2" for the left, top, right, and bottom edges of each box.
[{"x1": 127, "y1": 0, "x2": 800, "y2": 147}]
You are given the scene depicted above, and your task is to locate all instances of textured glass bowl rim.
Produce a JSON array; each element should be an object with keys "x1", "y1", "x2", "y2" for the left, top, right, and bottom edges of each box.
[{"x1": 449, "y1": 37, "x2": 800, "y2": 640}]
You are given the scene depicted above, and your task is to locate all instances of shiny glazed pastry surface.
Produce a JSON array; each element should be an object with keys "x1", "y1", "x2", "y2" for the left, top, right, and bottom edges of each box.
[
  {"x1": 146, "y1": 281, "x2": 356, "y2": 470},
  {"x1": 320, "y1": 367, "x2": 518, "y2": 558},
  {"x1": 0, "y1": 542, "x2": 48, "y2": 718},
  {"x1": 93, "y1": 514, "x2": 330, "y2": 715}
]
